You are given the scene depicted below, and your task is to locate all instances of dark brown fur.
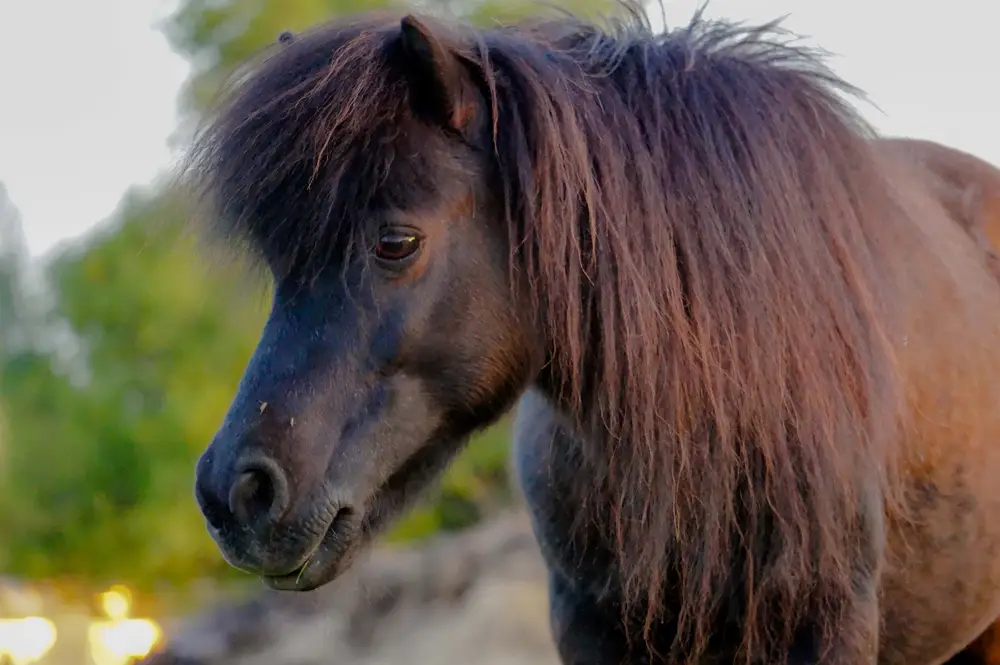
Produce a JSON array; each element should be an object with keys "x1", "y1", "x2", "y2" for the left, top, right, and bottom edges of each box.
[{"x1": 186, "y1": 4, "x2": 1000, "y2": 664}]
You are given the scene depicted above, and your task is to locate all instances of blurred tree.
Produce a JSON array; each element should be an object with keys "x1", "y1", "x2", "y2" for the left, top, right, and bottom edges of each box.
[
  {"x1": 0, "y1": 183, "x2": 22, "y2": 490},
  {"x1": 0, "y1": 183, "x2": 32, "y2": 353},
  {"x1": 0, "y1": 189, "x2": 268, "y2": 585}
]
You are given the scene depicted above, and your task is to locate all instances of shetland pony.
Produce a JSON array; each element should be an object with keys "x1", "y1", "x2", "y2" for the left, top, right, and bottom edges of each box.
[{"x1": 188, "y1": 6, "x2": 1000, "y2": 664}]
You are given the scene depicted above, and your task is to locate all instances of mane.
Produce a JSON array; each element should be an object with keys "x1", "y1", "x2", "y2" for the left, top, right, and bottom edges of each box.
[{"x1": 186, "y1": 5, "x2": 911, "y2": 662}]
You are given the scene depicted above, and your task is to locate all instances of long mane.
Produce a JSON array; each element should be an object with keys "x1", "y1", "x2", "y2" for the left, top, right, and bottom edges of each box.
[{"x1": 187, "y1": 5, "x2": 911, "y2": 662}]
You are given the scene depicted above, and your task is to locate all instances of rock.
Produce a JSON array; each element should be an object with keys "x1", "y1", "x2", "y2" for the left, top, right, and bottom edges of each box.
[{"x1": 140, "y1": 512, "x2": 560, "y2": 665}]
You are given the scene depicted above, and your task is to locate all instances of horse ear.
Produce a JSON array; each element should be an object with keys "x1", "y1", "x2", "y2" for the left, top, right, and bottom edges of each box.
[{"x1": 398, "y1": 15, "x2": 478, "y2": 133}]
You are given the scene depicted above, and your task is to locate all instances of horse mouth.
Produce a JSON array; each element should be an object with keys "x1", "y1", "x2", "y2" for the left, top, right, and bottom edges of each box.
[
  {"x1": 261, "y1": 436, "x2": 459, "y2": 591},
  {"x1": 258, "y1": 490, "x2": 403, "y2": 591},
  {"x1": 260, "y1": 506, "x2": 367, "y2": 592}
]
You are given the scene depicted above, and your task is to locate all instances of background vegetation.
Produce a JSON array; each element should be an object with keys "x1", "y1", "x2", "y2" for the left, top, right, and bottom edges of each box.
[{"x1": 0, "y1": 0, "x2": 610, "y2": 594}]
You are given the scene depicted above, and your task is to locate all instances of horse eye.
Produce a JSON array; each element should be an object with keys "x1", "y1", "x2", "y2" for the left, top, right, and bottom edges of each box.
[{"x1": 374, "y1": 232, "x2": 421, "y2": 263}]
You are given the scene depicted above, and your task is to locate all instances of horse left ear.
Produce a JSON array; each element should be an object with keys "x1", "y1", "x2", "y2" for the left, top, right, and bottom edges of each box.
[{"x1": 398, "y1": 15, "x2": 478, "y2": 134}]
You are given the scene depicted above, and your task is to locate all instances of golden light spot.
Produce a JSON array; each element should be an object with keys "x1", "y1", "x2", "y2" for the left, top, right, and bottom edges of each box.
[
  {"x1": 88, "y1": 586, "x2": 162, "y2": 665},
  {"x1": 0, "y1": 616, "x2": 57, "y2": 664}
]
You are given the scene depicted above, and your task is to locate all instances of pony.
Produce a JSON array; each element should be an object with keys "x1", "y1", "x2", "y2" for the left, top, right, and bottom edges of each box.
[{"x1": 186, "y1": 4, "x2": 1000, "y2": 663}]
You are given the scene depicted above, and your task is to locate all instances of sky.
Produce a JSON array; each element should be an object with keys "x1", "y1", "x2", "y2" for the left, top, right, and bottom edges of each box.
[
  {"x1": 1, "y1": 0, "x2": 998, "y2": 258},
  {"x1": 0, "y1": 0, "x2": 189, "y2": 258}
]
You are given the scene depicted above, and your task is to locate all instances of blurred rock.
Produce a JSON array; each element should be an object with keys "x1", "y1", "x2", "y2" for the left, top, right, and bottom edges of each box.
[{"x1": 140, "y1": 513, "x2": 560, "y2": 665}]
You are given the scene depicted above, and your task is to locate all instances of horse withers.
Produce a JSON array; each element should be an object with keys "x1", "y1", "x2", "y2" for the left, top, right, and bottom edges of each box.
[{"x1": 186, "y1": 6, "x2": 1000, "y2": 664}]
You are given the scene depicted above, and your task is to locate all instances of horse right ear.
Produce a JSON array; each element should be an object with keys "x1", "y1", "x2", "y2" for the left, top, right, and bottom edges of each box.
[{"x1": 398, "y1": 15, "x2": 478, "y2": 134}]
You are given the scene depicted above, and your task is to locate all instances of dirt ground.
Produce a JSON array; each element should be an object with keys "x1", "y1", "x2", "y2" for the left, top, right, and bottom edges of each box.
[{"x1": 140, "y1": 512, "x2": 561, "y2": 665}]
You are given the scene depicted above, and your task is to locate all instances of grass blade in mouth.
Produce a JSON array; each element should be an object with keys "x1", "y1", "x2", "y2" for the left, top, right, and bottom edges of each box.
[{"x1": 295, "y1": 558, "x2": 312, "y2": 586}]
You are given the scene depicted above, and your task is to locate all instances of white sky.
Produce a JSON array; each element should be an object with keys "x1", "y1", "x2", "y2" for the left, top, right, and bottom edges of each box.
[
  {"x1": 0, "y1": 0, "x2": 189, "y2": 258},
  {"x1": 1, "y1": 0, "x2": 997, "y2": 258}
]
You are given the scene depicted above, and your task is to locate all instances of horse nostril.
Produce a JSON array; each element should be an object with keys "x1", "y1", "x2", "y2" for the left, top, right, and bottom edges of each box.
[
  {"x1": 228, "y1": 458, "x2": 291, "y2": 527},
  {"x1": 196, "y1": 477, "x2": 230, "y2": 531}
]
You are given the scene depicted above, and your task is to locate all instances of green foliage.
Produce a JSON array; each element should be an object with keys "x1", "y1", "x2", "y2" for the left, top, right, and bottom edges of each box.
[
  {"x1": 0, "y1": 192, "x2": 267, "y2": 585},
  {"x1": 1, "y1": 0, "x2": 618, "y2": 590}
]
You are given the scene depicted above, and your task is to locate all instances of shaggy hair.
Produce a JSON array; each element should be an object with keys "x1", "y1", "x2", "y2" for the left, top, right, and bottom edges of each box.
[{"x1": 187, "y1": 4, "x2": 910, "y2": 661}]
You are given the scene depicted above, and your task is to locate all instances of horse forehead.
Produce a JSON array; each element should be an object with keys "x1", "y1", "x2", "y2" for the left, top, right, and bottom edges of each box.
[{"x1": 366, "y1": 149, "x2": 480, "y2": 222}]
